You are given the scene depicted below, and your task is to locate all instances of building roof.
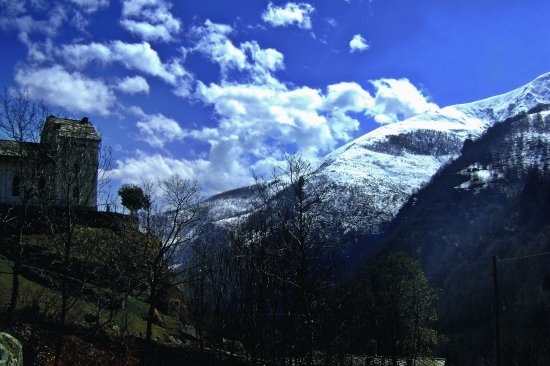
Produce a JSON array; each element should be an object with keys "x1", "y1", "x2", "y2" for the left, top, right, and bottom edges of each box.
[{"x1": 42, "y1": 116, "x2": 101, "y2": 141}]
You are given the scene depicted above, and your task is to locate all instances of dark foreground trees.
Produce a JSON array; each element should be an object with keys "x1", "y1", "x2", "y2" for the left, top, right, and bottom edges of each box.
[
  {"x1": 0, "y1": 90, "x2": 48, "y2": 324},
  {"x1": 347, "y1": 252, "x2": 438, "y2": 362},
  {"x1": 251, "y1": 154, "x2": 333, "y2": 364},
  {"x1": 185, "y1": 155, "x2": 339, "y2": 365},
  {"x1": 180, "y1": 155, "x2": 440, "y2": 365}
]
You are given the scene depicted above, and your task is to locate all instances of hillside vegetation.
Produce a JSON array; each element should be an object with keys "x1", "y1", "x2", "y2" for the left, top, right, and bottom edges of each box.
[
  {"x1": 0, "y1": 210, "x2": 246, "y2": 365},
  {"x1": 376, "y1": 107, "x2": 550, "y2": 365}
]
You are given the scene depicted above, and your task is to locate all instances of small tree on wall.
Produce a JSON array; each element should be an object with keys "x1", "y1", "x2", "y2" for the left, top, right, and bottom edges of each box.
[{"x1": 118, "y1": 183, "x2": 150, "y2": 218}]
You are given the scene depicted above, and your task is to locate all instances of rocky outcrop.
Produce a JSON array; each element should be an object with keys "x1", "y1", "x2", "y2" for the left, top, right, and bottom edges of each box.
[{"x1": 0, "y1": 333, "x2": 23, "y2": 366}]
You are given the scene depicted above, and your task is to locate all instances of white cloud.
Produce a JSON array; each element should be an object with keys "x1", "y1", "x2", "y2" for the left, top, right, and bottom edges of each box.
[
  {"x1": 262, "y1": 2, "x2": 314, "y2": 29},
  {"x1": 59, "y1": 42, "x2": 112, "y2": 67},
  {"x1": 59, "y1": 41, "x2": 193, "y2": 88},
  {"x1": 110, "y1": 41, "x2": 180, "y2": 83},
  {"x1": 349, "y1": 34, "x2": 370, "y2": 53},
  {"x1": 192, "y1": 80, "x2": 366, "y2": 182},
  {"x1": 179, "y1": 23, "x2": 439, "y2": 192},
  {"x1": 120, "y1": 0, "x2": 181, "y2": 42},
  {"x1": 191, "y1": 20, "x2": 284, "y2": 85},
  {"x1": 323, "y1": 82, "x2": 374, "y2": 113},
  {"x1": 69, "y1": 0, "x2": 109, "y2": 13},
  {"x1": 14, "y1": 64, "x2": 115, "y2": 115},
  {"x1": 369, "y1": 78, "x2": 438, "y2": 124},
  {"x1": 135, "y1": 112, "x2": 186, "y2": 148},
  {"x1": 120, "y1": 19, "x2": 172, "y2": 42},
  {"x1": 110, "y1": 152, "x2": 248, "y2": 194},
  {"x1": 18, "y1": 32, "x2": 54, "y2": 62},
  {"x1": 112, "y1": 75, "x2": 437, "y2": 194},
  {"x1": 111, "y1": 153, "x2": 200, "y2": 185},
  {"x1": 0, "y1": 4, "x2": 66, "y2": 37},
  {"x1": 116, "y1": 75, "x2": 150, "y2": 94},
  {"x1": 191, "y1": 20, "x2": 247, "y2": 73}
]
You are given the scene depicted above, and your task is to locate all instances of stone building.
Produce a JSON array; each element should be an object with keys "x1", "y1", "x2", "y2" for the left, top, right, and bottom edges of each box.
[{"x1": 0, "y1": 115, "x2": 101, "y2": 209}]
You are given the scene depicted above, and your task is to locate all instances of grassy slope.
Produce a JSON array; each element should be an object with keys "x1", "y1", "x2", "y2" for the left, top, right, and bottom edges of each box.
[{"x1": 0, "y1": 257, "x2": 182, "y2": 343}]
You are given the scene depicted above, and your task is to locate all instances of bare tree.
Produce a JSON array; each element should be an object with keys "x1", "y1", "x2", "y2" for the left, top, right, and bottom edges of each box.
[
  {"x1": 250, "y1": 154, "x2": 334, "y2": 365},
  {"x1": 137, "y1": 175, "x2": 205, "y2": 356},
  {"x1": 0, "y1": 90, "x2": 48, "y2": 323}
]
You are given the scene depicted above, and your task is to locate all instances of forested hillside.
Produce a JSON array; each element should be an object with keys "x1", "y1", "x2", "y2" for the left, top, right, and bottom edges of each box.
[{"x1": 376, "y1": 105, "x2": 550, "y2": 365}]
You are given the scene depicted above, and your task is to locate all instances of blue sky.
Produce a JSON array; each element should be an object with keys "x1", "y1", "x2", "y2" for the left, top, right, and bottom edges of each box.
[{"x1": 0, "y1": 0, "x2": 549, "y2": 197}]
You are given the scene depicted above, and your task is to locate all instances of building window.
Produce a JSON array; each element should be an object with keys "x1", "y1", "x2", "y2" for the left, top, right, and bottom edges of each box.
[{"x1": 12, "y1": 175, "x2": 21, "y2": 197}]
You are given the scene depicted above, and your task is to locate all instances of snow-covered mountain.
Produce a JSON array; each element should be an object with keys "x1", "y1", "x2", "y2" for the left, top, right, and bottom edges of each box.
[{"x1": 206, "y1": 72, "x2": 550, "y2": 238}]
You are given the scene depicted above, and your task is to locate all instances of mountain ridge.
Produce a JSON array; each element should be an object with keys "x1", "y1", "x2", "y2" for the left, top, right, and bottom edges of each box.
[{"x1": 205, "y1": 72, "x2": 550, "y2": 241}]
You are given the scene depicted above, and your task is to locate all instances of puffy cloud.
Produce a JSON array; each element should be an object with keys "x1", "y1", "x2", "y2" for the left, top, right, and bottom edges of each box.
[
  {"x1": 18, "y1": 32, "x2": 54, "y2": 62},
  {"x1": 14, "y1": 64, "x2": 115, "y2": 115},
  {"x1": 135, "y1": 112, "x2": 186, "y2": 148},
  {"x1": 59, "y1": 42, "x2": 112, "y2": 67},
  {"x1": 349, "y1": 34, "x2": 370, "y2": 53},
  {"x1": 110, "y1": 153, "x2": 199, "y2": 184},
  {"x1": 114, "y1": 75, "x2": 436, "y2": 194},
  {"x1": 369, "y1": 78, "x2": 438, "y2": 124},
  {"x1": 193, "y1": 80, "x2": 365, "y2": 175},
  {"x1": 59, "y1": 41, "x2": 192, "y2": 87},
  {"x1": 262, "y1": 2, "x2": 314, "y2": 29},
  {"x1": 191, "y1": 20, "x2": 284, "y2": 85},
  {"x1": 323, "y1": 82, "x2": 374, "y2": 113},
  {"x1": 116, "y1": 75, "x2": 150, "y2": 94},
  {"x1": 120, "y1": 0, "x2": 181, "y2": 42},
  {"x1": 110, "y1": 152, "x2": 249, "y2": 194},
  {"x1": 0, "y1": 4, "x2": 66, "y2": 37},
  {"x1": 191, "y1": 20, "x2": 247, "y2": 73},
  {"x1": 241, "y1": 41, "x2": 284, "y2": 73},
  {"x1": 69, "y1": 0, "x2": 109, "y2": 13},
  {"x1": 110, "y1": 41, "x2": 182, "y2": 83},
  {"x1": 322, "y1": 82, "x2": 375, "y2": 140},
  {"x1": 184, "y1": 24, "x2": 439, "y2": 192}
]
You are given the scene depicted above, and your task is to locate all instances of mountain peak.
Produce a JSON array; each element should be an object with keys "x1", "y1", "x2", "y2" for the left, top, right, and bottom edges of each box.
[{"x1": 207, "y1": 72, "x2": 550, "y2": 239}]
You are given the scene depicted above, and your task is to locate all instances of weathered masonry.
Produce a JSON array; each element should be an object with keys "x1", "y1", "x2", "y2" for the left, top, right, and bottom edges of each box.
[{"x1": 0, "y1": 116, "x2": 100, "y2": 210}]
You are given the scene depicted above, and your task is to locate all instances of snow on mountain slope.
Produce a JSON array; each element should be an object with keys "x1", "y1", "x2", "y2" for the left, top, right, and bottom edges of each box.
[
  {"x1": 316, "y1": 72, "x2": 550, "y2": 234},
  {"x1": 207, "y1": 72, "x2": 550, "y2": 237}
]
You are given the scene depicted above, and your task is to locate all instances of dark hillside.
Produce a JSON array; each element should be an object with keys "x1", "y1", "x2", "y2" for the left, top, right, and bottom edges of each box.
[
  {"x1": 0, "y1": 212, "x2": 247, "y2": 365},
  {"x1": 370, "y1": 106, "x2": 550, "y2": 365}
]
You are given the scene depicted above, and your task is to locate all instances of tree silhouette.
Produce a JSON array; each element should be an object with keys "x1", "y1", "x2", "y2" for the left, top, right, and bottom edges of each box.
[{"x1": 118, "y1": 183, "x2": 149, "y2": 217}]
